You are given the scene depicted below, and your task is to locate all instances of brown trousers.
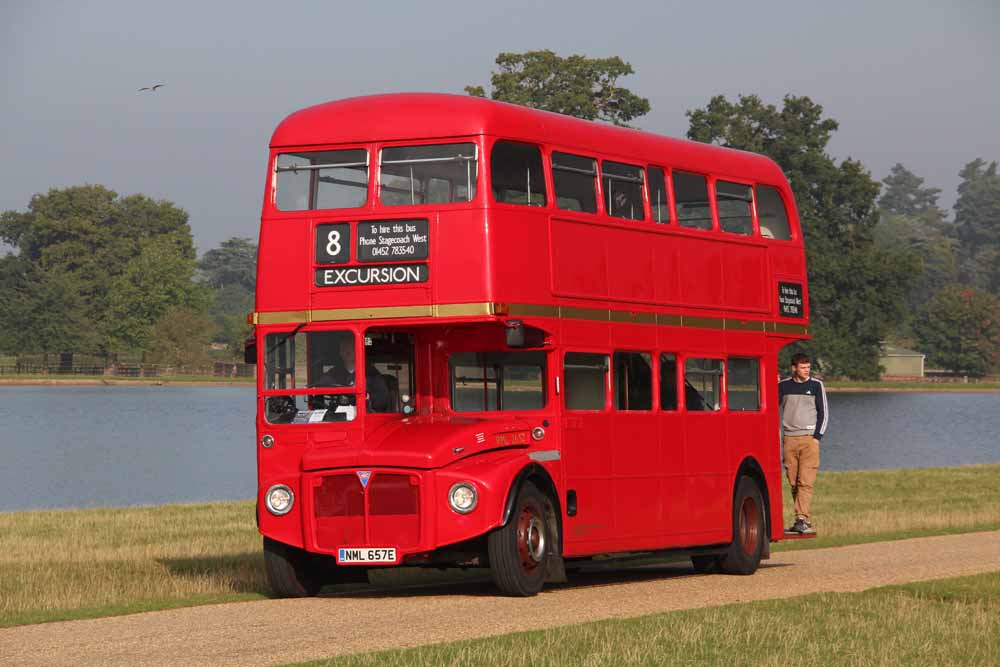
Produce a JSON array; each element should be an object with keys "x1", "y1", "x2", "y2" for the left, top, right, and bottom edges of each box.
[{"x1": 783, "y1": 435, "x2": 820, "y2": 521}]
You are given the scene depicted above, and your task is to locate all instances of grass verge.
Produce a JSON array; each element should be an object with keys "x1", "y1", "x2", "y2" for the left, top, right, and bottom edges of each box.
[
  {"x1": 1, "y1": 465, "x2": 998, "y2": 628},
  {"x1": 290, "y1": 571, "x2": 1000, "y2": 667}
]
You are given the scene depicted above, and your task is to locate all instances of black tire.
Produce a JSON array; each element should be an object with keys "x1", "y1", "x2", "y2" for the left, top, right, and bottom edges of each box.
[
  {"x1": 488, "y1": 481, "x2": 552, "y2": 597},
  {"x1": 691, "y1": 555, "x2": 720, "y2": 574},
  {"x1": 263, "y1": 537, "x2": 323, "y2": 597},
  {"x1": 718, "y1": 476, "x2": 766, "y2": 575}
]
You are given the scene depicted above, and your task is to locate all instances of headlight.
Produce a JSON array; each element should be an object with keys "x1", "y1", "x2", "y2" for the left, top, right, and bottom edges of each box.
[
  {"x1": 448, "y1": 482, "x2": 478, "y2": 514},
  {"x1": 261, "y1": 434, "x2": 275, "y2": 448},
  {"x1": 265, "y1": 484, "x2": 294, "y2": 516}
]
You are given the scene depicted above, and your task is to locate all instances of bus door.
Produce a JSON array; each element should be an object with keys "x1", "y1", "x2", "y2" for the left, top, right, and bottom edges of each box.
[
  {"x1": 725, "y1": 355, "x2": 766, "y2": 498},
  {"x1": 681, "y1": 356, "x2": 730, "y2": 542},
  {"x1": 657, "y1": 353, "x2": 689, "y2": 536},
  {"x1": 610, "y1": 351, "x2": 660, "y2": 541},
  {"x1": 561, "y1": 351, "x2": 615, "y2": 549}
]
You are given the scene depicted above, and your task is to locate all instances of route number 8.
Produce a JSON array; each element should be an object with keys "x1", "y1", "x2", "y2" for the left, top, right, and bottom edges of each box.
[{"x1": 326, "y1": 230, "x2": 342, "y2": 256}]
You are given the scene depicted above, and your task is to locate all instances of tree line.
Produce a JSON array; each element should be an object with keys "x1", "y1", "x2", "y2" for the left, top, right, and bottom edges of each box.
[
  {"x1": 1, "y1": 50, "x2": 997, "y2": 377},
  {"x1": 0, "y1": 186, "x2": 255, "y2": 368}
]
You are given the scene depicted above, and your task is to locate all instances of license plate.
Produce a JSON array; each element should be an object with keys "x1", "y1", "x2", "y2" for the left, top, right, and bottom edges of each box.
[{"x1": 337, "y1": 547, "x2": 397, "y2": 564}]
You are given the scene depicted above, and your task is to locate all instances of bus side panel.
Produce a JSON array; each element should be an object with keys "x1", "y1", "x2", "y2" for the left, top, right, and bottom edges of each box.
[{"x1": 257, "y1": 218, "x2": 310, "y2": 313}]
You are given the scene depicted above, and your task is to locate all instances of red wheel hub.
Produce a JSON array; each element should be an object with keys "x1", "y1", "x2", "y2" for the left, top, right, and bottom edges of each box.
[
  {"x1": 515, "y1": 505, "x2": 546, "y2": 572},
  {"x1": 738, "y1": 496, "x2": 761, "y2": 556}
]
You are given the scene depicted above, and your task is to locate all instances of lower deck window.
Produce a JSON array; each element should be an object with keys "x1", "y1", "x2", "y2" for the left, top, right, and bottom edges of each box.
[
  {"x1": 450, "y1": 351, "x2": 545, "y2": 412},
  {"x1": 685, "y1": 358, "x2": 722, "y2": 411},
  {"x1": 565, "y1": 352, "x2": 608, "y2": 410},
  {"x1": 614, "y1": 351, "x2": 652, "y2": 410},
  {"x1": 728, "y1": 358, "x2": 760, "y2": 411}
]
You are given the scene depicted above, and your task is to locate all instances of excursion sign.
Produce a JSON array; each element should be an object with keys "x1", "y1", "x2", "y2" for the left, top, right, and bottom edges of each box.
[{"x1": 316, "y1": 263, "x2": 428, "y2": 287}]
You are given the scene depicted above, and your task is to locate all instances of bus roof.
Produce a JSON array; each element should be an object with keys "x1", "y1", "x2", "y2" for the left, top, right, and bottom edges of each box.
[{"x1": 270, "y1": 93, "x2": 786, "y2": 182}]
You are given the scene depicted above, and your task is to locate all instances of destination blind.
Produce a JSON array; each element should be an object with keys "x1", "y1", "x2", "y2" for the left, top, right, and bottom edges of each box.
[{"x1": 315, "y1": 219, "x2": 429, "y2": 287}]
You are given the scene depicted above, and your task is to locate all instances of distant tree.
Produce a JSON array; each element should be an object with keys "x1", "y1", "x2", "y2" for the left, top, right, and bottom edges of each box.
[
  {"x1": 687, "y1": 94, "x2": 919, "y2": 379},
  {"x1": 466, "y1": 50, "x2": 651, "y2": 126},
  {"x1": 0, "y1": 185, "x2": 202, "y2": 359},
  {"x1": 874, "y1": 165, "x2": 958, "y2": 337},
  {"x1": 879, "y1": 163, "x2": 946, "y2": 220},
  {"x1": 146, "y1": 306, "x2": 216, "y2": 368},
  {"x1": 105, "y1": 235, "x2": 210, "y2": 353},
  {"x1": 198, "y1": 237, "x2": 257, "y2": 291},
  {"x1": 210, "y1": 283, "x2": 254, "y2": 357},
  {"x1": 954, "y1": 159, "x2": 1000, "y2": 293},
  {"x1": 0, "y1": 259, "x2": 97, "y2": 356},
  {"x1": 199, "y1": 237, "x2": 257, "y2": 357},
  {"x1": 913, "y1": 285, "x2": 1000, "y2": 376}
]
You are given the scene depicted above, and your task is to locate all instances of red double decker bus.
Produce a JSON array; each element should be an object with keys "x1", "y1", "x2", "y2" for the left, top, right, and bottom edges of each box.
[{"x1": 249, "y1": 93, "x2": 809, "y2": 597}]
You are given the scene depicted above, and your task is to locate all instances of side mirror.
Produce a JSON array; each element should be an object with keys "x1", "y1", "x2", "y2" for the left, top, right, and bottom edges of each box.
[
  {"x1": 504, "y1": 320, "x2": 546, "y2": 348},
  {"x1": 244, "y1": 338, "x2": 257, "y2": 365}
]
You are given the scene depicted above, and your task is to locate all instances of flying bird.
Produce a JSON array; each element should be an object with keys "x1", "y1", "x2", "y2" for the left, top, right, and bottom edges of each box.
[{"x1": 138, "y1": 84, "x2": 166, "y2": 92}]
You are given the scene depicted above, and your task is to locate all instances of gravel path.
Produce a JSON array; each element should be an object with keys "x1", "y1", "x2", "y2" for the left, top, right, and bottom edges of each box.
[{"x1": 3, "y1": 531, "x2": 999, "y2": 667}]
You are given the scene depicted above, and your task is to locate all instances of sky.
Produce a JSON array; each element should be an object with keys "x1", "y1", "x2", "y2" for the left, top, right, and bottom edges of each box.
[{"x1": 2, "y1": 0, "x2": 997, "y2": 255}]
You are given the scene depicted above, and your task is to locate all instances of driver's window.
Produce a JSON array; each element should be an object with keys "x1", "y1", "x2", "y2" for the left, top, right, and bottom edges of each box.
[{"x1": 263, "y1": 330, "x2": 357, "y2": 424}]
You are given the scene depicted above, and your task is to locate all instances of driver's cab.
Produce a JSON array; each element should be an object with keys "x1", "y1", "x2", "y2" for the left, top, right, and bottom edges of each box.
[
  {"x1": 261, "y1": 321, "x2": 552, "y2": 426},
  {"x1": 262, "y1": 328, "x2": 415, "y2": 424}
]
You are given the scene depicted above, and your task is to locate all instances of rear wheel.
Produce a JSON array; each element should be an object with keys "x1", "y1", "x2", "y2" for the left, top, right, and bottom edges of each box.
[
  {"x1": 718, "y1": 476, "x2": 766, "y2": 575},
  {"x1": 488, "y1": 481, "x2": 552, "y2": 596},
  {"x1": 263, "y1": 537, "x2": 323, "y2": 597}
]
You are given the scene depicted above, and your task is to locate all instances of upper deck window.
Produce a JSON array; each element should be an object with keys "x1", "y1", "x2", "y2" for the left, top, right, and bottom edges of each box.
[
  {"x1": 552, "y1": 152, "x2": 598, "y2": 214},
  {"x1": 674, "y1": 171, "x2": 713, "y2": 230},
  {"x1": 716, "y1": 180, "x2": 753, "y2": 236},
  {"x1": 602, "y1": 161, "x2": 645, "y2": 221},
  {"x1": 379, "y1": 143, "x2": 477, "y2": 206},
  {"x1": 648, "y1": 167, "x2": 669, "y2": 223},
  {"x1": 275, "y1": 149, "x2": 368, "y2": 211},
  {"x1": 756, "y1": 185, "x2": 793, "y2": 240},
  {"x1": 491, "y1": 141, "x2": 547, "y2": 206}
]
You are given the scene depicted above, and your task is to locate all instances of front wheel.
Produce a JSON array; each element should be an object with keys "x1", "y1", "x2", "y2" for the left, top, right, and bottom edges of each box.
[
  {"x1": 488, "y1": 481, "x2": 552, "y2": 596},
  {"x1": 718, "y1": 476, "x2": 766, "y2": 575},
  {"x1": 263, "y1": 537, "x2": 323, "y2": 597}
]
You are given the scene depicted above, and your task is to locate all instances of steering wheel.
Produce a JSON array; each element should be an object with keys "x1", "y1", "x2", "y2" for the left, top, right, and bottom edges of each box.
[{"x1": 266, "y1": 396, "x2": 297, "y2": 423}]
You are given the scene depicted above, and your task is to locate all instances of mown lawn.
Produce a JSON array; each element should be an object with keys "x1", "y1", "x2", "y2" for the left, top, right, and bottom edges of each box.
[
  {"x1": 292, "y1": 572, "x2": 1000, "y2": 667},
  {"x1": 1, "y1": 464, "x2": 998, "y2": 628}
]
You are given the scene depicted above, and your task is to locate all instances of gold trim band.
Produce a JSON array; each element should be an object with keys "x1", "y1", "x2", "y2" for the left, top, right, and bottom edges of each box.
[{"x1": 251, "y1": 302, "x2": 809, "y2": 336}]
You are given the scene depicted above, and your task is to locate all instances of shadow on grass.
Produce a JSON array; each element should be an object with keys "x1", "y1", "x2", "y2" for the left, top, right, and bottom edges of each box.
[{"x1": 157, "y1": 552, "x2": 269, "y2": 595}]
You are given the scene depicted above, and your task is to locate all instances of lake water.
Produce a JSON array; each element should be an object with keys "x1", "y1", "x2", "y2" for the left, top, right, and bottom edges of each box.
[{"x1": 1, "y1": 387, "x2": 997, "y2": 511}]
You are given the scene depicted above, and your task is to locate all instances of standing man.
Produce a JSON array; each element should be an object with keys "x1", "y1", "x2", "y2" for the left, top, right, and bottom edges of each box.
[{"x1": 779, "y1": 353, "x2": 828, "y2": 534}]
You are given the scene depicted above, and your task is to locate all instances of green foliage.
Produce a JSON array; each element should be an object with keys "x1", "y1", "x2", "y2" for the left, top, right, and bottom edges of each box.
[
  {"x1": 198, "y1": 237, "x2": 257, "y2": 291},
  {"x1": 954, "y1": 159, "x2": 1000, "y2": 293},
  {"x1": 105, "y1": 236, "x2": 210, "y2": 352},
  {"x1": 465, "y1": 50, "x2": 651, "y2": 126},
  {"x1": 199, "y1": 237, "x2": 257, "y2": 357},
  {"x1": 146, "y1": 306, "x2": 217, "y2": 367},
  {"x1": 0, "y1": 185, "x2": 204, "y2": 357},
  {"x1": 879, "y1": 163, "x2": 946, "y2": 219},
  {"x1": 686, "y1": 95, "x2": 919, "y2": 378},
  {"x1": 913, "y1": 285, "x2": 1000, "y2": 376},
  {"x1": 874, "y1": 214, "x2": 957, "y2": 289}
]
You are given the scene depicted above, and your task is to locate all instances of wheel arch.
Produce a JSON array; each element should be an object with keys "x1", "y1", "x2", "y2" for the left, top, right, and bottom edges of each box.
[{"x1": 501, "y1": 463, "x2": 563, "y2": 553}]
